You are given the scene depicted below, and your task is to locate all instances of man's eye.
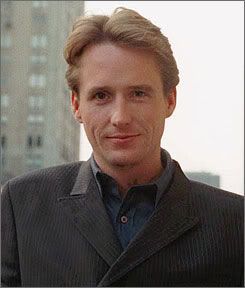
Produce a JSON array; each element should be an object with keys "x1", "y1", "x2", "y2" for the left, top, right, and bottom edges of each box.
[
  {"x1": 134, "y1": 90, "x2": 145, "y2": 97},
  {"x1": 94, "y1": 92, "x2": 107, "y2": 100}
]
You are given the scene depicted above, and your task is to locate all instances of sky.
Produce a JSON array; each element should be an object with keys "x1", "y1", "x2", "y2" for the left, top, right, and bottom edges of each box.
[{"x1": 79, "y1": 1, "x2": 244, "y2": 195}]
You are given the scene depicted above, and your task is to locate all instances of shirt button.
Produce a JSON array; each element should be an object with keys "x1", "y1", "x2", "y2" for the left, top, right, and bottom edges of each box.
[{"x1": 120, "y1": 215, "x2": 128, "y2": 224}]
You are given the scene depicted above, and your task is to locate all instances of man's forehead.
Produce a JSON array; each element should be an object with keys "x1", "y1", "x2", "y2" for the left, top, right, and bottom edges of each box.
[{"x1": 79, "y1": 42, "x2": 157, "y2": 65}]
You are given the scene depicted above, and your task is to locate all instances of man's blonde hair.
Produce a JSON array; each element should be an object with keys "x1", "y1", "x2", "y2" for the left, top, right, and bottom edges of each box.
[{"x1": 64, "y1": 7, "x2": 179, "y2": 96}]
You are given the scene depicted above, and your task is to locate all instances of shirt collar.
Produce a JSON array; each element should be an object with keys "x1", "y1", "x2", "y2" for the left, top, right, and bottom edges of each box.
[{"x1": 90, "y1": 149, "x2": 175, "y2": 206}]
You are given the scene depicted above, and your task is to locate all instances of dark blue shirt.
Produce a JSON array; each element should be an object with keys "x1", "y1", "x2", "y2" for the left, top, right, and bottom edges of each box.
[{"x1": 90, "y1": 149, "x2": 175, "y2": 249}]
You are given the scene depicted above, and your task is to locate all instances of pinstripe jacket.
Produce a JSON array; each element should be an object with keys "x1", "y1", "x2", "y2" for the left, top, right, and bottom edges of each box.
[{"x1": 1, "y1": 159, "x2": 244, "y2": 287}]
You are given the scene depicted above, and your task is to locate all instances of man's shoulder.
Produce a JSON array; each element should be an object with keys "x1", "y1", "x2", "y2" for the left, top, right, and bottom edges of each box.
[
  {"x1": 2, "y1": 161, "x2": 88, "y2": 200},
  {"x1": 189, "y1": 179, "x2": 243, "y2": 201},
  {"x1": 6, "y1": 161, "x2": 82, "y2": 184},
  {"x1": 187, "y1": 179, "x2": 243, "y2": 215},
  {"x1": 173, "y1": 160, "x2": 243, "y2": 208}
]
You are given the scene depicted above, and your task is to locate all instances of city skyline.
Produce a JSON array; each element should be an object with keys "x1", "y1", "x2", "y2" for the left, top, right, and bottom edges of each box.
[{"x1": 1, "y1": 1, "x2": 84, "y2": 184}]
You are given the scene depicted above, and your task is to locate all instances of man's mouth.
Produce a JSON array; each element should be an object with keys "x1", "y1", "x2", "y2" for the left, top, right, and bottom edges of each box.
[
  {"x1": 107, "y1": 134, "x2": 140, "y2": 139},
  {"x1": 106, "y1": 134, "x2": 140, "y2": 144}
]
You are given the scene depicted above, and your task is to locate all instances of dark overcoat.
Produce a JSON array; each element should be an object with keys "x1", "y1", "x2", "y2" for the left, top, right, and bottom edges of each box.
[{"x1": 1, "y1": 160, "x2": 244, "y2": 287}]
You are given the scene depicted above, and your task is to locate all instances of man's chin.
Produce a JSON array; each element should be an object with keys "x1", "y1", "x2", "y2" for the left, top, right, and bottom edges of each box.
[{"x1": 105, "y1": 153, "x2": 140, "y2": 169}]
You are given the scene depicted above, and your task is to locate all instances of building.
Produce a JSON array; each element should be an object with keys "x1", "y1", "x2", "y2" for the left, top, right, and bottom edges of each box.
[
  {"x1": 1, "y1": 1, "x2": 84, "y2": 184},
  {"x1": 185, "y1": 171, "x2": 220, "y2": 188}
]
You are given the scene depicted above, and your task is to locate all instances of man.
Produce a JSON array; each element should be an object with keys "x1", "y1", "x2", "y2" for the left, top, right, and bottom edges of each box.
[{"x1": 1, "y1": 7, "x2": 243, "y2": 287}]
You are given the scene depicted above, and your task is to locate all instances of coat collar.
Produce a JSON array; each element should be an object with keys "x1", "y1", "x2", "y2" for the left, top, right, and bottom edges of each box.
[
  {"x1": 58, "y1": 159, "x2": 199, "y2": 286},
  {"x1": 57, "y1": 160, "x2": 123, "y2": 266}
]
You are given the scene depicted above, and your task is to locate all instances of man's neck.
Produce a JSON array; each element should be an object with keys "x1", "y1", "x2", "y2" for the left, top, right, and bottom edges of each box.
[{"x1": 94, "y1": 155, "x2": 163, "y2": 198}]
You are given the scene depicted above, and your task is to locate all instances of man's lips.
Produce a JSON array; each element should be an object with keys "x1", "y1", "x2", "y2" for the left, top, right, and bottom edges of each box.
[
  {"x1": 106, "y1": 134, "x2": 140, "y2": 139},
  {"x1": 105, "y1": 134, "x2": 140, "y2": 145}
]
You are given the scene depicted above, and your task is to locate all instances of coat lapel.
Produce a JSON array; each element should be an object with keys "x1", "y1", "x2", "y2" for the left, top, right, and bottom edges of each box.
[
  {"x1": 98, "y1": 161, "x2": 199, "y2": 286},
  {"x1": 57, "y1": 160, "x2": 122, "y2": 266},
  {"x1": 57, "y1": 159, "x2": 199, "y2": 286}
]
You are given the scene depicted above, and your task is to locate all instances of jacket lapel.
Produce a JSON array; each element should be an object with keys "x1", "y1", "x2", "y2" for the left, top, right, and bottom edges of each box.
[
  {"x1": 57, "y1": 160, "x2": 122, "y2": 266},
  {"x1": 98, "y1": 161, "x2": 199, "y2": 286}
]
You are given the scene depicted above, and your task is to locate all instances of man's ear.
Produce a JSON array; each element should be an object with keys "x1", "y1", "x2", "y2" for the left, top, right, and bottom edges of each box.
[
  {"x1": 165, "y1": 87, "x2": 177, "y2": 118},
  {"x1": 71, "y1": 91, "x2": 83, "y2": 123}
]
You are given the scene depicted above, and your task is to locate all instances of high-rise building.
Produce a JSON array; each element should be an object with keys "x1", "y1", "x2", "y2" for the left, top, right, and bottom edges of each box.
[
  {"x1": 1, "y1": 1, "x2": 84, "y2": 184},
  {"x1": 185, "y1": 171, "x2": 220, "y2": 188}
]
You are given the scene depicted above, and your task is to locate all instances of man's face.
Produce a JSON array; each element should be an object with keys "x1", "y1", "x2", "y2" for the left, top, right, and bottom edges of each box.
[{"x1": 72, "y1": 43, "x2": 176, "y2": 170}]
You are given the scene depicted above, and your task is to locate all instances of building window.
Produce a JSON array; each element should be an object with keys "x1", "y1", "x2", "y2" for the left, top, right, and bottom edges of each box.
[
  {"x1": 26, "y1": 157, "x2": 43, "y2": 167},
  {"x1": 4, "y1": 20, "x2": 12, "y2": 29},
  {"x1": 1, "y1": 94, "x2": 9, "y2": 107},
  {"x1": 32, "y1": 13, "x2": 48, "y2": 26},
  {"x1": 1, "y1": 35, "x2": 12, "y2": 48},
  {"x1": 32, "y1": 1, "x2": 48, "y2": 8},
  {"x1": 27, "y1": 115, "x2": 44, "y2": 123},
  {"x1": 26, "y1": 154, "x2": 43, "y2": 168},
  {"x1": 29, "y1": 74, "x2": 46, "y2": 88},
  {"x1": 1, "y1": 75, "x2": 7, "y2": 87},
  {"x1": 27, "y1": 136, "x2": 33, "y2": 148},
  {"x1": 36, "y1": 136, "x2": 42, "y2": 147},
  {"x1": 1, "y1": 136, "x2": 7, "y2": 149},
  {"x1": 29, "y1": 95, "x2": 44, "y2": 109},
  {"x1": 1, "y1": 155, "x2": 6, "y2": 168},
  {"x1": 31, "y1": 35, "x2": 47, "y2": 48},
  {"x1": 30, "y1": 55, "x2": 47, "y2": 64},
  {"x1": 27, "y1": 135, "x2": 43, "y2": 148},
  {"x1": 1, "y1": 116, "x2": 7, "y2": 124},
  {"x1": 2, "y1": 55, "x2": 11, "y2": 64}
]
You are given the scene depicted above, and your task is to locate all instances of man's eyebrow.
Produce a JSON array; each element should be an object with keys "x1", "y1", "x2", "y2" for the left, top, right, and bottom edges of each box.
[
  {"x1": 87, "y1": 85, "x2": 154, "y2": 95},
  {"x1": 87, "y1": 86, "x2": 111, "y2": 95},
  {"x1": 128, "y1": 85, "x2": 154, "y2": 92}
]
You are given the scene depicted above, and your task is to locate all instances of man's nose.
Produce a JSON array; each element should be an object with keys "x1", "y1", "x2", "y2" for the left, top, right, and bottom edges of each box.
[{"x1": 110, "y1": 97, "x2": 132, "y2": 127}]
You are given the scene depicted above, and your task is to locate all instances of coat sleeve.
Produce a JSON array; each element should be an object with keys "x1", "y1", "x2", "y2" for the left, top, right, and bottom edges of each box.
[{"x1": 1, "y1": 182, "x2": 21, "y2": 287}]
